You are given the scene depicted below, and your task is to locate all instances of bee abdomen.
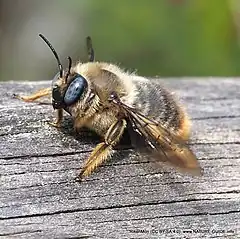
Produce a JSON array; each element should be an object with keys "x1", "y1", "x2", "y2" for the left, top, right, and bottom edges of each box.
[{"x1": 133, "y1": 80, "x2": 186, "y2": 134}]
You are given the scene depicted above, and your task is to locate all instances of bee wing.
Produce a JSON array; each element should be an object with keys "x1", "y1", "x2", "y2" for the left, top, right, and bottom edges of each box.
[{"x1": 122, "y1": 104, "x2": 202, "y2": 176}]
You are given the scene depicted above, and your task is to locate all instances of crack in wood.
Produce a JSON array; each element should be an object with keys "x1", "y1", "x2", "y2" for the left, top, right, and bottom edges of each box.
[
  {"x1": 92, "y1": 210, "x2": 240, "y2": 224},
  {"x1": 192, "y1": 115, "x2": 240, "y2": 120},
  {"x1": 0, "y1": 198, "x2": 236, "y2": 221}
]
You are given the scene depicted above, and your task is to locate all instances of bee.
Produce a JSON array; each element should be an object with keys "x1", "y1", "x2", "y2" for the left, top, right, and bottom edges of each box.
[{"x1": 15, "y1": 34, "x2": 202, "y2": 181}]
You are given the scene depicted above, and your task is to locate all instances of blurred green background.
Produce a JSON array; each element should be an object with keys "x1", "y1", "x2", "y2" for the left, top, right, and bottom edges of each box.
[{"x1": 1, "y1": 0, "x2": 240, "y2": 81}]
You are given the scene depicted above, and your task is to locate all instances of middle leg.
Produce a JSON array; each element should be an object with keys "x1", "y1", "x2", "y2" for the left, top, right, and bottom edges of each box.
[{"x1": 78, "y1": 118, "x2": 127, "y2": 180}]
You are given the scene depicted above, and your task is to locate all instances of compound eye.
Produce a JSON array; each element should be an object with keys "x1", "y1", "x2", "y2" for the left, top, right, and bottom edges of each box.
[{"x1": 64, "y1": 75, "x2": 87, "y2": 105}]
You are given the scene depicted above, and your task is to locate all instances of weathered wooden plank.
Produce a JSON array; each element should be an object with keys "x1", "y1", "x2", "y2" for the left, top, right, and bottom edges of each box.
[{"x1": 0, "y1": 78, "x2": 240, "y2": 239}]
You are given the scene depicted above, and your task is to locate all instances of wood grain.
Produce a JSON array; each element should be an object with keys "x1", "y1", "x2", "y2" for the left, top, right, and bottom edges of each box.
[{"x1": 0, "y1": 78, "x2": 239, "y2": 239}]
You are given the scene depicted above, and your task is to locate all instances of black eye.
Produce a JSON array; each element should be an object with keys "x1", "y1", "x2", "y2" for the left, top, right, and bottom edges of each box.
[
  {"x1": 64, "y1": 75, "x2": 87, "y2": 105},
  {"x1": 52, "y1": 85, "x2": 62, "y2": 102},
  {"x1": 52, "y1": 72, "x2": 62, "y2": 102}
]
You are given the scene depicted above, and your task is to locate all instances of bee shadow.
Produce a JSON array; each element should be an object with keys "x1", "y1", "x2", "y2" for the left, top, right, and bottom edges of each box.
[{"x1": 57, "y1": 117, "x2": 195, "y2": 196}]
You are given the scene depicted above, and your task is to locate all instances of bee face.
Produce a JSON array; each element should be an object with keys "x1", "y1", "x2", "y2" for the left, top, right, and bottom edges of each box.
[
  {"x1": 51, "y1": 73, "x2": 88, "y2": 109},
  {"x1": 37, "y1": 34, "x2": 89, "y2": 111}
]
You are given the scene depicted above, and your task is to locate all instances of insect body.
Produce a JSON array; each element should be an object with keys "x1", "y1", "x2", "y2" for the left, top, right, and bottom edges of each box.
[{"x1": 16, "y1": 34, "x2": 202, "y2": 180}]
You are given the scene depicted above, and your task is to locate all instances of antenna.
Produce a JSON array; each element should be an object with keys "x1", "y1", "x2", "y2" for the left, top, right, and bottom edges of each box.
[
  {"x1": 39, "y1": 34, "x2": 63, "y2": 78},
  {"x1": 86, "y1": 36, "x2": 95, "y2": 62},
  {"x1": 65, "y1": 56, "x2": 72, "y2": 83}
]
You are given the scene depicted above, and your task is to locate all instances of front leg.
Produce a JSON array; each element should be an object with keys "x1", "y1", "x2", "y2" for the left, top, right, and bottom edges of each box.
[
  {"x1": 78, "y1": 118, "x2": 127, "y2": 181},
  {"x1": 48, "y1": 109, "x2": 63, "y2": 128},
  {"x1": 14, "y1": 87, "x2": 51, "y2": 102},
  {"x1": 14, "y1": 87, "x2": 64, "y2": 128}
]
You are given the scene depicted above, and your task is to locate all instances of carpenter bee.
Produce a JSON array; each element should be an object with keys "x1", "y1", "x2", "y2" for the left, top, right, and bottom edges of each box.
[{"x1": 15, "y1": 34, "x2": 202, "y2": 180}]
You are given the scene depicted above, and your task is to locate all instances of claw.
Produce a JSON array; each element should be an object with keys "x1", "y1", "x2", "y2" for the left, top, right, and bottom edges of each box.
[
  {"x1": 13, "y1": 93, "x2": 34, "y2": 102},
  {"x1": 13, "y1": 93, "x2": 22, "y2": 100},
  {"x1": 48, "y1": 121, "x2": 61, "y2": 128},
  {"x1": 12, "y1": 93, "x2": 18, "y2": 98},
  {"x1": 75, "y1": 174, "x2": 84, "y2": 183}
]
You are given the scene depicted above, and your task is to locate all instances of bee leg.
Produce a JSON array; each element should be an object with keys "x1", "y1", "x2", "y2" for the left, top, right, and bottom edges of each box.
[
  {"x1": 78, "y1": 119, "x2": 127, "y2": 181},
  {"x1": 13, "y1": 87, "x2": 51, "y2": 102},
  {"x1": 48, "y1": 109, "x2": 63, "y2": 128}
]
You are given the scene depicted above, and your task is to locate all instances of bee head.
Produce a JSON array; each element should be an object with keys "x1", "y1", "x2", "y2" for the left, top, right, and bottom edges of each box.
[{"x1": 39, "y1": 34, "x2": 89, "y2": 110}]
